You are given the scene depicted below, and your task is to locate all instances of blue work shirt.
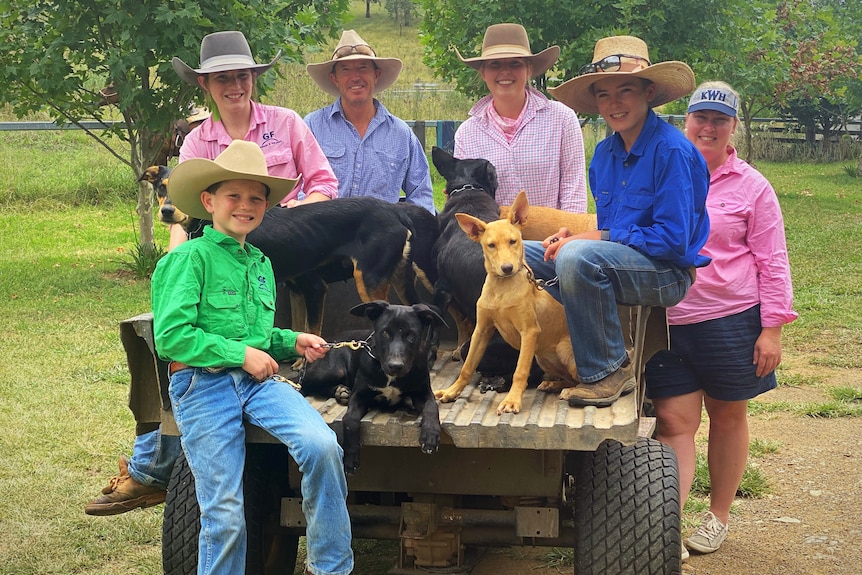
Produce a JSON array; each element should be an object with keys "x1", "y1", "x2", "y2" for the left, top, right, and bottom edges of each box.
[
  {"x1": 305, "y1": 99, "x2": 435, "y2": 213},
  {"x1": 590, "y1": 109, "x2": 710, "y2": 268}
]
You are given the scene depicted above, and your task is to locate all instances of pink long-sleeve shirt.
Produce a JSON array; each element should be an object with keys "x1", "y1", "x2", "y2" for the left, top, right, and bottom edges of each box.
[
  {"x1": 668, "y1": 147, "x2": 798, "y2": 328},
  {"x1": 454, "y1": 87, "x2": 588, "y2": 212},
  {"x1": 179, "y1": 101, "x2": 338, "y2": 204}
]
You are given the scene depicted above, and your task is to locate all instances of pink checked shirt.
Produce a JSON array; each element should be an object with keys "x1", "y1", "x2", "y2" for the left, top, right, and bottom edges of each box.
[
  {"x1": 454, "y1": 88, "x2": 588, "y2": 212},
  {"x1": 179, "y1": 101, "x2": 338, "y2": 204},
  {"x1": 668, "y1": 147, "x2": 798, "y2": 328}
]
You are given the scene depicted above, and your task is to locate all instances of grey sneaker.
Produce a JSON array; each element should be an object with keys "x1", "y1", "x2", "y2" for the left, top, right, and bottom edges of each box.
[{"x1": 686, "y1": 511, "x2": 728, "y2": 554}]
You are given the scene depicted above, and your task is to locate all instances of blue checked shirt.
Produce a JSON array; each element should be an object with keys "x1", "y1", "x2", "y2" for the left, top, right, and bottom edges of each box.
[{"x1": 305, "y1": 99, "x2": 435, "y2": 213}]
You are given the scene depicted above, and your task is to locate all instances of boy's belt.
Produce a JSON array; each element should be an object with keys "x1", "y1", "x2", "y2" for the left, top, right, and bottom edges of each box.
[{"x1": 168, "y1": 361, "x2": 192, "y2": 375}]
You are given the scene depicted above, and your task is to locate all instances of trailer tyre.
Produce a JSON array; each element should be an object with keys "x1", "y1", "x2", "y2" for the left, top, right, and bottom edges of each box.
[
  {"x1": 162, "y1": 445, "x2": 299, "y2": 575},
  {"x1": 572, "y1": 437, "x2": 681, "y2": 575}
]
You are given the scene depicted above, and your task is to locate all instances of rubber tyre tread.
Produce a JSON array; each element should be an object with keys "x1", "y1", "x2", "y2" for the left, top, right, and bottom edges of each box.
[
  {"x1": 573, "y1": 437, "x2": 681, "y2": 575},
  {"x1": 162, "y1": 445, "x2": 299, "y2": 575}
]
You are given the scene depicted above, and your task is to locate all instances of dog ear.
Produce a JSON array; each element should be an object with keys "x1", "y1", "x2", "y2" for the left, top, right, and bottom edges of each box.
[
  {"x1": 481, "y1": 161, "x2": 498, "y2": 197},
  {"x1": 454, "y1": 213, "x2": 486, "y2": 242},
  {"x1": 411, "y1": 303, "x2": 449, "y2": 328},
  {"x1": 509, "y1": 191, "x2": 529, "y2": 227},
  {"x1": 349, "y1": 300, "x2": 390, "y2": 321},
  {"x1": 431, "y1": 146, "x2": 456, "y2": 181}
]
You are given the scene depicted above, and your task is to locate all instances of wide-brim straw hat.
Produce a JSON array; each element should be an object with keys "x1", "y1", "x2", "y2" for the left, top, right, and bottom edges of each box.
[
  {"x1": 306, "y1": 30, "x2": 403, "y2": 97},
  {"x1": 172, "y1": 31, "x2": 282, "y2": 87},
  {"x1": 455, "y1": 23, "x2": 560, "y2": 78},
  {"x1": 167, "y1": 140, "x2": 299, "y2": 220},
  {"x1": 549, "y1": 35, "x2": 694, "y2": 115}
]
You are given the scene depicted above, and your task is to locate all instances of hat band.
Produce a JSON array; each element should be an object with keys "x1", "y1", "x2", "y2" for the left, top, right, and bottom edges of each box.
[
  {"x1": 481, "y1": 44, "x2": 532, "y2": 58},
  {"x1": 199, "y1": 54, "x2": 258, "y2": 71}
]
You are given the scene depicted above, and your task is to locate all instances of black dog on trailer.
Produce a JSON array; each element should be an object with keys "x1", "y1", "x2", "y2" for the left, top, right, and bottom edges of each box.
[
  {"x1": 301, "y1": 301, "x2": 448, "y2": 475},
  {"x1": 431, "y1": 146, "x2": 543, "y2": 391}
]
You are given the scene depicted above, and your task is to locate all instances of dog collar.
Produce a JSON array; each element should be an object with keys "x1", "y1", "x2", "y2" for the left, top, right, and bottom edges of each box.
[{"x1": 447, "y1": 183, "x2": 487, "y2": 197}]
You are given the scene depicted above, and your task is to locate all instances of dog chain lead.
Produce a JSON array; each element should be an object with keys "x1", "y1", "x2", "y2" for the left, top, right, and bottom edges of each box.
[
  {"x1": 294, "y1": 333, "x2": 377, "y2": 388},
  {"x1": 525, "y1": 265, "x2": 559, "y2": 291}
]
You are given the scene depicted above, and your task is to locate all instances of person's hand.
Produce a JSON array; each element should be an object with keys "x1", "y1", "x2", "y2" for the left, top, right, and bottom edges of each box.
[
  {"x1": 540, "y1": 228, "x2": 603, "y2": 261},
  {"x1": 284, "y1": 199, "x2": 299, "y2": 208},
  {"x1": 295, "y1": 333, "x2": 329, "y2": 363},
  {"x1": 753, "y1": 326, "x2": 782, "y2": 377},
  {"x1": 243, "y1": 346, "x2": 280, "y2": 381}
]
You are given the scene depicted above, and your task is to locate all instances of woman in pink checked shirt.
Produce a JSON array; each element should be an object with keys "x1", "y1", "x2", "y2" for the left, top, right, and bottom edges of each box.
[{"x1": 453, "y1": 23, "x2": 587, "y2": 212}]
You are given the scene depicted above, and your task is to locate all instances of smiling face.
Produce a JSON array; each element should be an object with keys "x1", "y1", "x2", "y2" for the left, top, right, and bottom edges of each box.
[
  {"x1": 198, "y1": 69, "x2": 255, "y2": 114},
  {"x1": 330, "y1": 59, "x2": 381, "y2": 107},
  {"x1": 480, "y1": 58, "x2": 531, "y2": 103},
  {"x1": 201, "y1": 179, "x2": 269, "y2": 243},
  {"x1": 685, "y1": 109, "x2": 737, "y2": 171},
  {"x1": 592, "y1": 75, "x2": 655, "y2": 150}
]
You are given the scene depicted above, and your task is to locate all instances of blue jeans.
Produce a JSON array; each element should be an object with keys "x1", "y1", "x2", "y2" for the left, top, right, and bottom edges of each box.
[
  {"x1": 128, "y1": 427, "x2": 181, "y2": 488},
  {"x1": 524, "y1": 239, "x2": 692, "y2": 382},
  {"x1": 169, "y1": 367, "x2": 353, "y2": 575}
]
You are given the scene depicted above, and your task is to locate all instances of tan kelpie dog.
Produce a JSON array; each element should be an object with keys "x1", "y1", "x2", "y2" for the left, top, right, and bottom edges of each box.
[{"x1": 435, "y1": 191, "x2": 579, "y2": 414}]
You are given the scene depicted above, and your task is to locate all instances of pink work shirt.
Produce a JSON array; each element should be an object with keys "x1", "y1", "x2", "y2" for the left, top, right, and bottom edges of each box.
[
  {"x1": 454, "y1": 87, "x2": 588, "y2": 212},
  {"x1": 179, "y1": 101, "x2": 338, "y2": 204},
  {"x1": 668, "y1": 147, "x2": 798, "y2": 328}
]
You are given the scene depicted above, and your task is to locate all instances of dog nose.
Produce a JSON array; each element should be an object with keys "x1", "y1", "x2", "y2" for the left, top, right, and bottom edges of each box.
[
  {"x1": 501, "y1": 263, "x2": 514, "y2": 275},
  {"x1": 161, "y1": 204, "x2": 175, "y2": 218}
]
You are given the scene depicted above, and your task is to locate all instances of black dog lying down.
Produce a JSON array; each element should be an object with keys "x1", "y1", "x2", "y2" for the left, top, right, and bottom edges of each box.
[
  {"x1": 140, "y1": 166, "x2": 438, "y2": 335},
  {"x1": 430, "y1": 146, "x2": 543, "y2": 392},
  {"x1": 301, "y1": 301, "x2": 447, "y2": 475}
]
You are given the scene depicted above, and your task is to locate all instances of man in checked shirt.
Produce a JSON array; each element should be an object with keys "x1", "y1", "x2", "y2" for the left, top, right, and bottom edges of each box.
[{"x1": 305, "y1": 30, "x2": 435, "y2": 214}]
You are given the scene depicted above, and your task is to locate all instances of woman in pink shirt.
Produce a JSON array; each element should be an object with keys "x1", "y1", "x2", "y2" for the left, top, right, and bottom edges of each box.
[
  {"x1": 453, "y1": 24, "x2": 587, "y2": 212},
  {"x1": 645, "y1": 81, "x2": 798, "y2": 560},
  {"x1": 170, "y1": 31, "x2": 338, "y2": 246}
]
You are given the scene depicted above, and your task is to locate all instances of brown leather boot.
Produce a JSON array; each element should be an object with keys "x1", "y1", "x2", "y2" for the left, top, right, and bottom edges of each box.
[
  {"x1": 561, "y1": 364, "x2": 636, "y2": 407},
  {"x1": 84, "y1": 455, "x2": 166, "y2": 516}
]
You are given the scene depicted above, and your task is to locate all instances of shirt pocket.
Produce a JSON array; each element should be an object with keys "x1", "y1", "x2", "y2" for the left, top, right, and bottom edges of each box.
[
  {"x1": 320, "y1": 141, "x2": 349, "y2": 181},
  {"x1": 204, "y1": 289, "x2": 244, "y2": 334},
  {"x1": 367, "y1": 150, "x2": 402, "y2": 197},
  {"x1": 265, "y1": 148, "x2": 298, "y2": 178}
]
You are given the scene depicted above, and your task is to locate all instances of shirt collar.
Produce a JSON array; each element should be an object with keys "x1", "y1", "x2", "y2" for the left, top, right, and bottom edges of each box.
[{"x1": 609, "y1": 108, "x2": 658, "y2": 158}]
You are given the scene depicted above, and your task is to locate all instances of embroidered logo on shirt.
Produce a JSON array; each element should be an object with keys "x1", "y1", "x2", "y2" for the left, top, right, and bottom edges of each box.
[
  {"x1": 260, "y1": 130, "x2": 282, "y2": 148},
  {"x1": 257, "y1": 274, "x2": 272, "y2": 295}
]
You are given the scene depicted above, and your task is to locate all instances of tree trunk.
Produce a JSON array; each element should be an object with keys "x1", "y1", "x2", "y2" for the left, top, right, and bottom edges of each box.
[
  {"x1": 366, "y1": 0, "x2": 371, "y2": 17},
  {"x1": 137, "y1": 180, "x2": 156, "y2": 252}
]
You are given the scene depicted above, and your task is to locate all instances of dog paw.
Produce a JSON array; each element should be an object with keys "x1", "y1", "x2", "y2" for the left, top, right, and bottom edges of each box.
[
  {"x1": 343, "y1": 453, "x2": 360, "y2": 476},
  {"x1": 334, "y1": 385, "x2": 351, "y2": 406},
  {"x1": 479, "y1": 375, "x2": 507, "y2": 393},
  {"x1": 538, "y1": 379, "x2": 575, "y2": 392},
  {"x1": 496, "y1": 398, "x2": 521, "y2": 415},
  {"x1": 419, "y1": 428, "x2": 440, "y2": 454}
]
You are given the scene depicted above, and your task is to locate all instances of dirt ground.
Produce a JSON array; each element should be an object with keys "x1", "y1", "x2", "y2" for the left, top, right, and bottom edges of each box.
[{"x1": 432, "y1": 365, "x2": 862, "y2": 575}]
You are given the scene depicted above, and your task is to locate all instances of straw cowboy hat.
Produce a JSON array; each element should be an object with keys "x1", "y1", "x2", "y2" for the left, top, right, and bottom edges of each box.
[
  {"x1": 549, "y1": 35, "x2": 695, "y2": 115},
  {"x1": 456, "y1": 23, "x2": 560, "y2": 78},
  {"x1": 167, "y1": 140, "x2": 299, "y2": 220},
  {"x1": 172, "y1": 31, "x2": 282, "y2": 87},
  {"x1": 306, "y1": 30, "x2": 403, "y2": 97}
]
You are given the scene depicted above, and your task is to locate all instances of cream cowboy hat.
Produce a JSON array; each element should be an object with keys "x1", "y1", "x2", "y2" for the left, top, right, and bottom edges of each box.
[
  {"x1": 549, "y1": 35, "x2": 695, "y2": 115},
  {"x1": 172, "y1": 31, "x2": 282, "y2": 87},
  {"x1": 455, "y1": 23, "x2": 560, "y2": 78},
  {"x1": 167, "y1": 140, "x2": 299, "y2": 220},
  {"x1": 306, "y1": 30, "x2": 403, "y2": 97}
]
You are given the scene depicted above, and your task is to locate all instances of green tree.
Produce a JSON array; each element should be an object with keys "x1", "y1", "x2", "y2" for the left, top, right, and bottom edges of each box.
[{"x1": 0, "y1": 0, "x2": 348, "y2": 249}]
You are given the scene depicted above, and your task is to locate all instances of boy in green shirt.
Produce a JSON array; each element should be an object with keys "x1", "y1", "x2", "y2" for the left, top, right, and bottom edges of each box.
[{"x1": 153, "y1": 140, "x2": 353, "y2": 575}]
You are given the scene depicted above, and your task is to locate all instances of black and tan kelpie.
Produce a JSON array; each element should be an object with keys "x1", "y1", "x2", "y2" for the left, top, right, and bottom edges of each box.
[
  {"x1": 431, "y1": 146, "x2": 543, "y2": 392},
  {"x1": 300, "y1": 300, "x2": 447, "y2": 475},
  {"x1": 139, "y1": 167, "x2": 439, "y2": 336}
]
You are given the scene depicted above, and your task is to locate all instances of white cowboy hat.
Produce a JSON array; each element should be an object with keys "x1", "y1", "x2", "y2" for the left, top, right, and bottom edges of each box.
[
  {"x1": 549, "y1": 35, "x2": 695, "y2": 115},
  {"x1": 167, "y1": 140, "x2": 299, "y2": 220},
  {"x1": 306, "y1": 30, "x2": 403, "y2": 97},
  {"x1": 172, "y1": 31, "x2": 282, "y2": 87},
  {"x1": 455, "y1": 23, "x2": 560, "y2": 78}
]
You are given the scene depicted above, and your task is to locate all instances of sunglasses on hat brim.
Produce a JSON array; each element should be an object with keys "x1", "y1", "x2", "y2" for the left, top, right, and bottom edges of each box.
[{"x1": 577, "y1": 54, "x2": 651, "y2": 76}]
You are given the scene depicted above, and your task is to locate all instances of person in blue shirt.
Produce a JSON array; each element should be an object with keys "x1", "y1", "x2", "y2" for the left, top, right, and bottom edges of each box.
[
  {"x1": 523, "y1": 35, "x2": 710, "y2": 407},
  {"x1": 305, "y1": 30, "x2": 435, "y2": 213}
]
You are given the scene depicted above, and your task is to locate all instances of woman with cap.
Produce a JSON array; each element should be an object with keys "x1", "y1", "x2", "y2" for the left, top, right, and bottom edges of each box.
[
  {"x1": 453, "y1": 23, "x2": 587, "y2": 212},
  {"x1": 304, "y1": 30, "x2": 435, "y2": 213},
  {"x1": 522, "y1": 35, "x2": 709, "y2": 413},
  {"x1": 153, "y1": 140, "x2": 353, "y2": 575},
  {"x1": 172, "y1": 31, "x2": 338, "y2": 214},
  {"x1": 645, "y1": 81, "x2": 797, "y2": 558}
]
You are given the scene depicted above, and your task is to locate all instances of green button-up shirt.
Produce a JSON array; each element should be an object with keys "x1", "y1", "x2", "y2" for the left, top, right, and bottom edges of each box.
[{"x1": 151, "y1": 226, "x2": 299, "y2": 367}]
